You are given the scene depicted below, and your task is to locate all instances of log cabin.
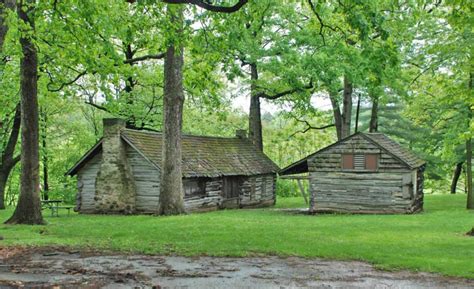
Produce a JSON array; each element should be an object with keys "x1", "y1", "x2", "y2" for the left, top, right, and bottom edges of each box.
[
  {"x1": 66, "y1": 118, "x2": 279, "y2": 214},
  {"x1": 279, "y1": 132, "x2": 426, "y2": 214}
]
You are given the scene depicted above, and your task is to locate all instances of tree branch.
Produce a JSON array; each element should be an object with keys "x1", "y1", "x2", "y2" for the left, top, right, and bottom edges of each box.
[
  {"x1": 123, "y1": 52, "x2": 166, "y2": 64},
  {"x1": 2, "y1": 103, "x2": 21, "y2": 165},
  {"x1": 46, "y1": 70, "x2": 88, "y2": 92},
  {"x1": 307, "y1": 0, "x2": 347, "y2": 43},
  {"x1": 84, "y1": 101, "x2": 110, "y2": 113},
  {"x1": 162, "y1": 0, "x2": 248, "y2": 13},
  {"x1": 258, "y1": 79, "x2": 313, "y2": 100},
  {"x1": 289, "y1": 117, "x2": 334, "y2": 138}
]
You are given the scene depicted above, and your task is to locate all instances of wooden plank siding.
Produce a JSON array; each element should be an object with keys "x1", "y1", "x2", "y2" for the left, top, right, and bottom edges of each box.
[
  {"x1": 76, "y1": 152, "x2": 102, "y2": 213},
  {"x1": 126, "y1": 146, "x2": 160, "y2": 213}
]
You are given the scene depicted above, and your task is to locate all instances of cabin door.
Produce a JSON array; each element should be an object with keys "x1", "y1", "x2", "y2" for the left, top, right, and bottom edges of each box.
[{"x1": 221, "y1": 176, "x2": 243, "y2": 208}]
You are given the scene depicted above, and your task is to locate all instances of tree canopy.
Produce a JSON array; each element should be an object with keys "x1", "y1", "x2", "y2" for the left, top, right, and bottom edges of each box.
[{"x1": 0, "y1": 0, "x2": 472, "y2": 219}]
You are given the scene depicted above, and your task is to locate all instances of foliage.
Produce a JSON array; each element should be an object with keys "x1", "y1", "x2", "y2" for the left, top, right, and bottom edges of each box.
[
  {"x1": 0, "y1": 195, "x2": 472, "y2": 278},
  {"x1": 0, "y1": 0, "x2": 471, "y2": 220}
]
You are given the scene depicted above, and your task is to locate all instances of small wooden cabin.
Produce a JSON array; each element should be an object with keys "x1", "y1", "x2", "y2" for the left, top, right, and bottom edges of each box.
[
  {"x1": 66, "y1": 118, "x2": 279, "y2": 214},
  {"x1": 279, "y1": 132, "x2": 426, "y2": 214}
]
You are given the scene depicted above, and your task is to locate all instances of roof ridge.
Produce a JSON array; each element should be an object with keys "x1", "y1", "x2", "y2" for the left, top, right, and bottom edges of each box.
[{"x1": 122, "y1": 128, "x2": 244, "y2": 140}]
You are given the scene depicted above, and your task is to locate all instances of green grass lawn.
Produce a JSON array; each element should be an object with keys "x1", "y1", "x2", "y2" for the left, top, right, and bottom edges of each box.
[{"x1": 0, "y1": 194, "x2": 473, "y2": 278}]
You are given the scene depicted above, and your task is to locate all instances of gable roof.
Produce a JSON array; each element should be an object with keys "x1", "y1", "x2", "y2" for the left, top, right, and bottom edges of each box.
[
  {"x1": 362, "y1": 133, "x2": 426, "y2": 169},
  {"x1": 67, "y1": 129, "x2": 279, "y2": 178},
  {"x1": 279, "y1": 132, "x2": 425, "y2": 175}
]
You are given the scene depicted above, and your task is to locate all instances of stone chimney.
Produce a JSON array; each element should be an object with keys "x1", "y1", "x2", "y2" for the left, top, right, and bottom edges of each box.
[
  {"x1": 95, "y1": 118, "x2": 136, "y2": 214},
  {"x1": 235, "y1": 129, "x2": 247, "y2": 139}
]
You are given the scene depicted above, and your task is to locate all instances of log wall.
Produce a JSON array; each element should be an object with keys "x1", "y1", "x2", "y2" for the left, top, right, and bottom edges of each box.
[
  {"x1": 307, "y1": 134, "x2": 422, "y2": 214},
  {"x1": 309, "y1": 134, "x2": 409, "y2": 173},
  {"x1": 185, "y1": 178, "x2": 222, "y2": 212},
  {"x1": 186, "y1": 174, "x2": 276, "y2": 211},
  {"x1": 240, "y1": 174, "x2": 276, "y2": 207},
  {"x1": 309, "y1": 171, "x2": 421, "y2": 213}
]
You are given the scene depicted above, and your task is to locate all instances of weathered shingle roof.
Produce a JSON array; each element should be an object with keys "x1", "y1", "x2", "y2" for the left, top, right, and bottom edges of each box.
[
  {"x1": 279, "y1": 132, "x2": 425, "y2": 175},
  {"x1": 122, "y1": 129, "x2": 279, "y2": 178},
  {"x1": 362, "y1": 133, "x2": 426, "y2": 169}
]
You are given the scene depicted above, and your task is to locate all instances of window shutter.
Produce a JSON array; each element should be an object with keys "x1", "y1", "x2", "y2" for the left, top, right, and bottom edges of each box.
[
  {"x1": 354, "y1": 154, "x2": 365, "y2": 169},
  {"x1": 365, "y1": 154, "x2": 378, "y2": 170},
  {"x1": 342, "y1": 154, "x2": 354, "y2": 169}
]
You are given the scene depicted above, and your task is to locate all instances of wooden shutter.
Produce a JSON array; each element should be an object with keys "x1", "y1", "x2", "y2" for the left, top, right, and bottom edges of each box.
[
  {"x1": 342, "y1": 154, "x2": 354, "y2": 169},
  {"x1": 365, "y1": 154, "x2": 378, "y2": 171},
  {"x1": 354, "y1": 154, "x2": 365, "y2": 170}
]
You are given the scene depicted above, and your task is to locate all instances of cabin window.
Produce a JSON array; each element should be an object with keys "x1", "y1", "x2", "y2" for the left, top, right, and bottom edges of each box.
[
  {"x1": 183, "y1": 178, "x2": 207, "y2": 197},
  {"x1": 341, "y1": 154, "x2": 379, "y2": 171}
]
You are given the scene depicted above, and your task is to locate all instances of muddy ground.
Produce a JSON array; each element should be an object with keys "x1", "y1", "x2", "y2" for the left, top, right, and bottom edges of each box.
[{"x1": 0, "y1": 247, "x2": 472, "y2": 289}]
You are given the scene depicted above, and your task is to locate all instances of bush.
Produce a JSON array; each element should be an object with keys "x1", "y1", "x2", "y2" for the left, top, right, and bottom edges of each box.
[{"x1": 275, "y1": 178, "x2": 307, "y2": 197}]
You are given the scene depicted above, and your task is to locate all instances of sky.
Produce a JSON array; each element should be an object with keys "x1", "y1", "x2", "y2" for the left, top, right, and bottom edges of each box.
[
  {"x1": 231, "y1": 91, "x2": 334, "y2": 114},
  {"x1": 225, "y1": 77, "x2": 334, "y2": 114}
]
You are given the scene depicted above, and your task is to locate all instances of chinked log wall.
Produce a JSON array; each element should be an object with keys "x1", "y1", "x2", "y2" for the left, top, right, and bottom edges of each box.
[
  {"x1": 309, "y1": 172, "x2": 418, "y2": 213},
  {"x1": 240, "y1": 174, "x2": 276, "y2": 207},
  {"x1": 308, "y1": 134, "x2": 420, "y2": 214},
  {"x1": 184, "y1": 178, "x2": 222, "y2": 212}
]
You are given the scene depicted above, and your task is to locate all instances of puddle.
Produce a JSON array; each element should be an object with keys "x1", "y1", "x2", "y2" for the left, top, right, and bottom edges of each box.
[{"x1": 0, "y1": 248, "x2": 472, "y2": 289}]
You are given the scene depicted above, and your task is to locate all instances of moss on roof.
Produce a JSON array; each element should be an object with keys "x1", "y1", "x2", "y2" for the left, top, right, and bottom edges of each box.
[{"x1": 122, "y1": 129, "x2": 279, "y2": 178}]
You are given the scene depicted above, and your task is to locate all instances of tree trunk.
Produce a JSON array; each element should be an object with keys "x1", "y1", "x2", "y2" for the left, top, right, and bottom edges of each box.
[
  {"x1": 341, "y1": 76, "x2": 352, "y2": 138},
  {"x1": 369, "y1": 95, "x2": 379, "y2": 132},
  {"x1": 450, "y1": 162, "x2": 463, "y2": 194},
  {"x1": 354, "y1": 93, "x2": 361, "y2": 133},
  {"x1": 0, "y1": 171, "x2": 7, "y2": 209},
  {"x1": 5, "y1": 0, "x2": 43, "y2": 224},
  {"x1": 124, "y1": 43, "x2": 137, "y2": 127},
  {"x1": 40, "y1": 110, "x2": 49, "y2": 200},
  {"x1": 467, "y1": 72, "x2": 473, "y2": 210},
  {"x1": 158, "y1": 6, "x2": 185, "y2": 215},
  {"x1": 248, "y1": 63, "x2": 263, "y2": 151},
  {"x1": 0, "y1": 103, "x2": 20, "y2": 209},
  {"x1": 328, "y1": 76, "x2": 352, "y2": 140},
  {"x1": 329, "y1": 91, "x2": 343, "y2": 140},
  {"x1": 467, "y1": 138, "x2": 473, "y2": 209}
]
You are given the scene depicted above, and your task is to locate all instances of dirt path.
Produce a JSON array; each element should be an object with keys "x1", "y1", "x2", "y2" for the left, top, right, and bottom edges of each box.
[{"x1": 0, "y1": 248, "x2": 472, "y2": 289}]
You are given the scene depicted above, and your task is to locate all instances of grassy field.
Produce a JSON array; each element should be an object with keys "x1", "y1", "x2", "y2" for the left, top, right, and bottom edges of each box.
[{"x1": 0, "y1": 194, "x2": 473, "y2": 278}]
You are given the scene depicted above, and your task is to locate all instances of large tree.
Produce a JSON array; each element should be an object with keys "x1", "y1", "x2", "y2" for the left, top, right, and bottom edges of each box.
[
  {"x1": 301, "y1": 0, "x2": 416, "y2": 140},
  {"x1": 5, "y1": 0, "x2": 44, "y2": 224},
  {"x1": 211, "y1": 1, "x2": 314, "y2": 150},
  {"x1": 157, "y1": 0, "x2": 247, "y2": 215},
  {"x1": 158, "y1": 5, "x2": 186, "y2": 215}
]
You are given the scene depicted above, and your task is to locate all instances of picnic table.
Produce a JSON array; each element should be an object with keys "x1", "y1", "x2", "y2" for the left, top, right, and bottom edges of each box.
[{"x1": 41, "y1": 200, "x2": 74, "y2": 217}]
